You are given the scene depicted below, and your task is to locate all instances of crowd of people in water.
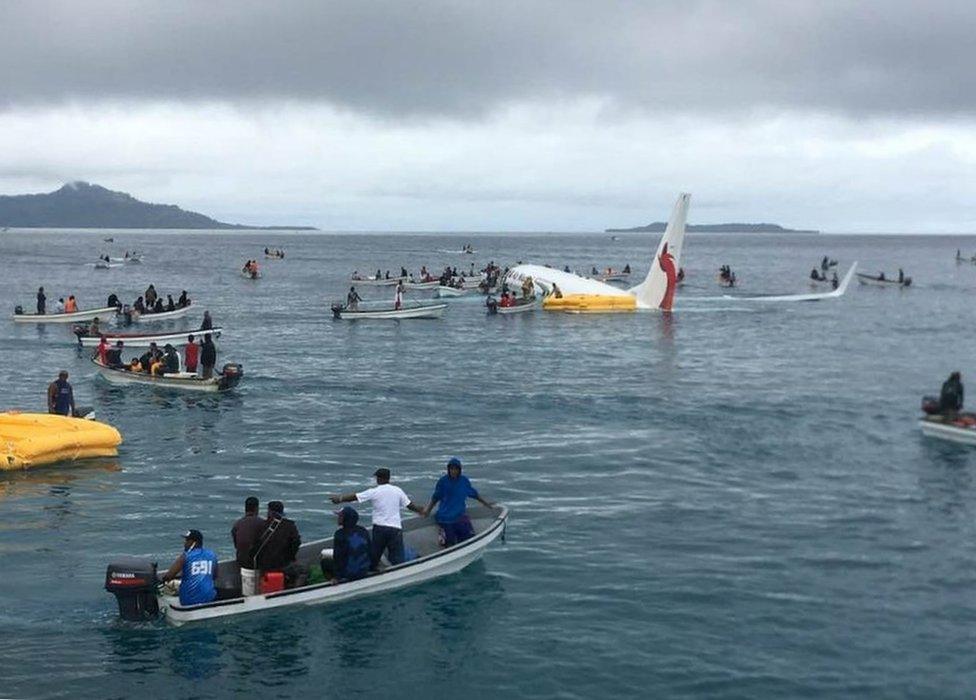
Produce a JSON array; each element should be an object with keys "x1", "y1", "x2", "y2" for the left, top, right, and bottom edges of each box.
[{"x1": 161, "y1": 459, "x2": 494, "y2": 605}]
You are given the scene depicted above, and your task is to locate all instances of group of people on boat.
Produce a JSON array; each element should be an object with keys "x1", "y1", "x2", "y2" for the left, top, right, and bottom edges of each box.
[
  {"x1": 810, "y1": 266, "x2": 840, "y2": 288},
  {"x1": 242, "y1": 260, "x2": 261, "y2": 278},
  {"x1": 718, "y1": 265, "x2": 737, "y2": 287},
  {"x1": 264, "y1": 247, "x2": 285, "y2": 259},
  {"x1": 117, "y1": 287, "x2": 190, "y2": 324},
  {"x1": 162, "y1": 458, "x2": 493, "y2": 605},
  {"x1": 33, "y1": 287, "x2": 81, "y2": 315},
  {"x1": 96, "y1": 332, "x2": 218, "y2": 378}
]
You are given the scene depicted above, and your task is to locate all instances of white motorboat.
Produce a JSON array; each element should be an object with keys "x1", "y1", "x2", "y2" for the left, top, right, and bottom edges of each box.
[
  {"x1": 434, "y1": 286, "x2": 472, "y2": 298},
  {"x1": 77, "y1": 327, "x2": 222, "y2": 348},
  {"x1": 130, "y1": 305, "x2": 193, "y2": 324},
  {"x1": 349, "y1": 276, "x2": 405, "y2": 287},
  {"x1": 856, "y1": 272, "x2": 911, "y2": 288},
  {"x1": 105, "y1": 505, "x2": 507, "y2": 626},
  {"x1": 110, "y1": 254, "x2": 143, "y2": 264},
  {"x1": 331, "y1": 301, "x2": 447, "y2": 320},
  {"x1": 596, "y1": 272, "x2": 630, "y2": 283},
  {"x1": 404, "y1": 280, "x2": 441, "y2": 290},
  {"x1": 93, "y1": 357, "x2": 243, "y2": 393},
  {"x1": 490, "y1": 297, "x2": 541, "y2": 315},
  {"x1": 11, "y1": 305, "x2": 119, "y2": 324},
  {"x1": 95, "y1": 260, "x2": 123, "y2": 269},
  {"x1": 919, "y1": 416, "x2": 976, "y2": 446}
]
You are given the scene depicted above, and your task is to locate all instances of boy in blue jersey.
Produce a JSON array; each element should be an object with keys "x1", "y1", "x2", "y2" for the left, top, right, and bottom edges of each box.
[
  {"x1": 161, "y1": 529, "x2": 219, "y2": 606},
  {"x1": 423, "y1": 458, "x2": 495, "y2": 546}
]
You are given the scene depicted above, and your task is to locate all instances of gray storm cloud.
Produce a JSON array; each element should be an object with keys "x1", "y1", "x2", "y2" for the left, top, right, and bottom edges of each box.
[{"x1": 1, "y1": 0, "x2": 974, "y2": 117}]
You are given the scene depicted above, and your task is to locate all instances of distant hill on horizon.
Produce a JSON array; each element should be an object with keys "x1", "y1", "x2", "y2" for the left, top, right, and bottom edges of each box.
[
  {"x1": 0, "y1": 182, "x2": 317, "y2": 230},
  {"x1": 606, "y1": 221, "x2": 819, "y2": 233}
]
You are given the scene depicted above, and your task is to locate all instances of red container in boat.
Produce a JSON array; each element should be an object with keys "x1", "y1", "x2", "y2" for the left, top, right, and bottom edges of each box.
[{"x1": 261, "y1": 571, "x2": 285, "y2": 593}]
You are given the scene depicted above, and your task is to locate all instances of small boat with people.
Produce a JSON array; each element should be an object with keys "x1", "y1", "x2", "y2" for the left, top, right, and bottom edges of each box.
[
  {"x1": 434, "y1": 285, "x2": 475, "y2": 298},
  {"x1": 718, "y1": 265, "x2": 737, "y2": 287},
  {"x1": 349, "y1": 272, "x2": 405, "y2": 286},
  {"x1": 330, "y1": 301, "x2": 447, "y2": 320},
  {"x1": 404, "y1": 280, "x2": 441, "y2": 290},
  {"x1": 487, "y1": 294, "x2": 540, "y2": 314},
  {"x1": 75, "y1": 327, "x2": 222, "y2": 348},
  {"x1": 128, "y1": 304, "x2": 193, "y2": 323},
  {"x1": 12, "y1": 304, "x2": 120, "y2": 324},
  {"x1": 94, "y1": 260, "x2": 123, "y2": 269},
  {"x1": 92, "y1": 357, "x2": 244, "y2": 393},
  {"x1": 919, "y1": 374, "x2": 975, "y2": 446},
  {"x1": 263, "y1": 247, "x2": 285, "y2": 259},
  {"x1": 105, "y1": 504, "x2": 507, "y2": 626},
  {"x1": 856, "y1": 269, "x2": 911, "y2": 287}
]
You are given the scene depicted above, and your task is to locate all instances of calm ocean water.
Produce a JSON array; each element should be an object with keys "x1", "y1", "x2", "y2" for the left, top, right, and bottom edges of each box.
[{"x1": 1, "y1": 229, "x2": 976, "y2": 698}]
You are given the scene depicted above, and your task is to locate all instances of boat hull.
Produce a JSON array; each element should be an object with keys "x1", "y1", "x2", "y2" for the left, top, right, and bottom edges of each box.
[
  {"x1": 856, "y1": 274, "x2": 911, "y2": 288},
  {"x1": 78, "y1": 328, "x2": 222, "y2": 348},
  {"x1": 332, "y1": 303, "x2": 447, "y2": 320},
  {"x1": 158, "y1": 505, "x2": 507, "y2": 625},
  {"x1": 12, "y1": 306, "x2": 119, "y2": 324},
  {"x1": 920, "y1": 418, "x2": 976, "y2": 446},
  {"x1": 130, "y1": 305, "x2": 192, "y2": 323},
  {"x1": 494, "y1": 298, "x2": 540, "y2": 314},
  {"x1": 93, "y1": 358, "x2": 242, "y2": 393}
]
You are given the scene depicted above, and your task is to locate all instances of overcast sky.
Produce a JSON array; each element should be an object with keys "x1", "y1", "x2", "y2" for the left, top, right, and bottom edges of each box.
[{"x1": 2, "y1": 0, "x2": 974, "y2": 232}]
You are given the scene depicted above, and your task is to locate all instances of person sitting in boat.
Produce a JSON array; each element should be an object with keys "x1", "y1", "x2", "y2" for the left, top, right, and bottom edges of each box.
[
  {"x1": 166, "y1": 295, "x2": 175, "y2": 312},
  {"x1": 878, "y1": 271, "x2": 885, "y2": 281},
  {"x1": 162, "y1": 344, "x2": 180, "y2": 374},
  {"x1": 47, "y1": 371, "x2": 75, "y2": 416},
  {"x1": 331, "y1": 468, "x2": 425, "y2": 570},
  {"x1": 821, "y1": 255, "x2": 829, "y2": 272},
  {"x1": 133, "y1": 296, "x2": 146, "y2": 314},
  {"x1": 106, "y1": 341, "x2": 125, "y2": 368},
  {"x1": 400, "y1": 267, "x2": 408, "y2": 279},
  {"x1": 939, "y1": 372, "x2": 964, "y2": 417},
  {"x1": 323, "y1": 506, "x2": 372, "y2": 583},
  {"x1": 139, "y1": 342, "x2": 161, "y2": 373},
  {"x1": 56, "y1": 297, "x2": 65, "y2": 314},
  {"x1": 95, "y1": 335, "x2": 109, "y2": 364},
  {"x1": 128, "y1": 357, "x2": 142, "y2": 372},
  {"x1": 423, "y1": 457, "x2": 494, "y2": 546},
  {"x1": 161, "y1": 529, "x2": 218, "y2": 607},
  {"x1": 107, "y1": 293, "x2": 119, "y2": 308},
  {"x1": 152, "y1": 297, "x2": 164, "y2": 313},
  {"x1": 375, "y1": 269, "x2": 382, "y2": 280},
  {"x1": 347, "y1": 286, "x2": 362, "y2": 311},
  {"x1": 178, "y1": 290, "x2": 189, "y2": 308},
  {"x1": 810, "y1": 268, "x2": 820, "y2": 281},
  {"x1": 65, "y1": 296, "x2": 78, "y2": 313},
  {"x1": 831, "y1": 271, "x2": 839, "y2": 289},
  {"x1": 385, "y1": 270, "x2": 391, "y2": 279},
  {"x1": 249, "y1": 500, "x2": 305, "y2": 588}
]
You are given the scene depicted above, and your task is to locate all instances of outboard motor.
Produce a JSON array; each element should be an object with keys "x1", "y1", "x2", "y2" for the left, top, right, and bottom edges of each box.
[
  {"x1": 13, "y1": 305, "x2": 23, "y2": 315},
  {"x1": 330, "y1": 303, "x2": 344, "y2": 319},
  {"x1": 105, "y1": 557, "x2": 160, "y2": 621},
  {"x1": 921, "y1": 395, "x2": 940, "y2": 416}
]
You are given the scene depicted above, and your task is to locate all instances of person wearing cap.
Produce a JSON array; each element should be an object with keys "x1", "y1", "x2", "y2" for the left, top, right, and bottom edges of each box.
[
  {"x1": 249, "y1": 500, "x2": 304, "y2": 587},
  {"x1": 423, "y1": 457, "x2": 495, "y2": 546},
  {"x1": 330, "y1": 468, "x2": 425, "y2": 570},
  {"x1": 161, "y1": 529, "x2": 219, "y2": 606},
  {"x1": 47, "y1": 371, "x2": 75, "y2": 416},
  {"x1": 325, "y1": 506, "x2": 371, "y2": 582}
]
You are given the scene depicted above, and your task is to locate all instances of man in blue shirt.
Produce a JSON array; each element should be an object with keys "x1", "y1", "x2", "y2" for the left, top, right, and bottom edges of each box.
[
  {"x1": 327, "y1": 506, "x2": 371, "y2": 582},
  {"x1": 47, "y1": 371, "x2": 75, "y2": 416},
  {"x1": 161, "y1": 529, "x2": 219, "y2": 606},
  {"x1": 423, "y1": 457, "x2": 494, "y2": 546}
]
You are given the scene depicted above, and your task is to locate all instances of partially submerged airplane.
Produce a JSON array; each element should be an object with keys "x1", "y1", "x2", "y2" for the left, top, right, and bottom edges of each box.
[
  {"x1": 506, "y1": 192, "x2": 856, "y2": 312},
  {"x1": 506, "y1": 193, "x2": 691, "y2": 313}
]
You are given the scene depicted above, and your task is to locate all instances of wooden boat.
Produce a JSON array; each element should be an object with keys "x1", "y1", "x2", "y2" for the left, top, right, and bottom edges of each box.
[
  {"x1": 105, "y1": 505, "x2": 507, "y2": 626},
  {"x1": 12, "y1": 305, "x2": 119, "y2": 324},
  {"x1": 76, "y1": 327, "x2": 222, "y2": 348},
  {"x1": 856, "y1": 272, "x2": 911, "y2": 287},
  {"x1": 331, "y1": 301, "x2": 447, "y2": 320},
  {"x1": 130, "y1": 305, "x2": 193, "y2": 323},
  {"x1": 93, "y1": 357, "x2": 243, "y2": 392},
  {"x1": 919, "y1": 415, "x2": 976, "y2": 446}
]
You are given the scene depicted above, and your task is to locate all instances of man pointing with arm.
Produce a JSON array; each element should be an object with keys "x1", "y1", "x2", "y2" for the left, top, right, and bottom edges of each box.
[{"x1": 331, "y1": 468, "x2": 425, "y2": 570}]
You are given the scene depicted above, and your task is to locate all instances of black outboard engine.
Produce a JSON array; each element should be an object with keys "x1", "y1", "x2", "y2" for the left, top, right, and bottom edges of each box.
[
  {"x1": 218, "y1": 362, "x2": 244, "y2": 390},
  {"x1": 13, "y1": 305, "x2": 23, "y2": 315},
  {"x1": 330, "y1": 303, "x2": 344, "y2": 319},
  {"x1": 105, "y1": 557, "x2": 160, "y2": 621},
  {"x1": 921, "y1": 395, "x2": 940, "y2": 416}
]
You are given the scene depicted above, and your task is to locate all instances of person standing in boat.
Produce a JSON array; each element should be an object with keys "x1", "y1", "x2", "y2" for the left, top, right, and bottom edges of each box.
[
  {"x1": 939, "y1": 372, "x2": 964, "y2": 417},
  {"x1": 161, "y1": 529, "x2": 218, "y2": 606},
  {"x1": 423, "y1": 457, "x2": 495, "y2": 546},
  {"x1": 200, "y1": 310, "x2": 213, "y2": 331},
  {"x1": 347, "y1": 286, "x2": 362, "y2": 311},
  {"x1": 331, "y1": 468, "x2": 426, "y2": 569},
  {"x1": 831, "y1": 271, "x2": 839, "y2": 289},
  {"x1": 161, "y1": 344, "x2": 180, "y2": 374},
  {"x1": 56, "y1": 298, "x2": 65, "y2": 313},
  {"x1": 178, "y1": 290, "x2": 189, "y2": 308},
  {"x1": 47, "y1": 371, "x2": 75, "y2": 416},
  {"x1": 144, "y1": 284, "x2": 157, "y2": 308},
  {"x1": 898, "y1": 268, "x2": 905, "y2": 284},
  {"x1": 200, "y1": 334, "x2": 217, "y2": 379},
  {"x1": 394, "y1": 281, "x2": 404, "y2": 310},
  {"x1": 64, "y1": 296, "x2": 77, "y2": 313},
  {"x1": 184, "y1": 334, "x2": 199, "y2": 374},
  {"x1": 106, "y1": 340, "x2": 125, "y2": 368},
  {"x1": 36, "y1": 286, "x2": 46, "y2": 315}
]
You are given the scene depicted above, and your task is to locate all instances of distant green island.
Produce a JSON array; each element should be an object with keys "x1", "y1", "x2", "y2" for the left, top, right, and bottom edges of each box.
[
  {"x1": 0, "y1": 182, "x2": 317, "y2": 230},
  {"x1": 606, "y1": 222, "x2": 819, "y2": 233}
]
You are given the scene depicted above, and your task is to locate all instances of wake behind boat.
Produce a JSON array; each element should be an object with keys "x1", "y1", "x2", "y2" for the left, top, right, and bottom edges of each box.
[
  {"x1": 92, "y1": 357, "x2": 243, "y2": 393},
  {"x1": 105, "y1": 505, "x2": 507, "y2": 626},
  {"x1": 76, "y1": 327, "x2": 222, "y2": 348}
]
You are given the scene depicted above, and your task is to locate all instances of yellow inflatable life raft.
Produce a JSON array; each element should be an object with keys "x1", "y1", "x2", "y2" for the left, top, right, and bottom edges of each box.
[
  {"x1": 0, "y1": 412, "x2": 122, "y2": 470},
  {"x1": 543, "y1": 294, "x2": 637, "y2": 313}
]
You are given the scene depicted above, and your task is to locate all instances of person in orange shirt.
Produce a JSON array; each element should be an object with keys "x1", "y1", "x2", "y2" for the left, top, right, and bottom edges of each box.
[{"x1": 64, "y1": 296, "x2": 78, "y2": 313}]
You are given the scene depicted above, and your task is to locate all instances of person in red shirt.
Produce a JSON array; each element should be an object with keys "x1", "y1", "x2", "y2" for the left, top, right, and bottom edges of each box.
[
  {"x1": 184, "y1": 334, "x2": 199, "y2": 373},
  {"x1": 96, "y1": 335, "x2": 109, "y2": 364}
]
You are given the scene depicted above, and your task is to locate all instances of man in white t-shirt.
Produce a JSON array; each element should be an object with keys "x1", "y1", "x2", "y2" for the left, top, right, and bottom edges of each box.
[{"x1": 331, "y1": 468, "x2": 425, "y2": 569}]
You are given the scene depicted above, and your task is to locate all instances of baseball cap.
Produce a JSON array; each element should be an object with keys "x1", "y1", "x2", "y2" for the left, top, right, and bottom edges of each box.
[{"x1": 183, "y1": 529, "x2": 203, "y2": 545}]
